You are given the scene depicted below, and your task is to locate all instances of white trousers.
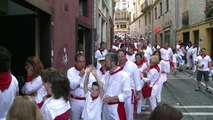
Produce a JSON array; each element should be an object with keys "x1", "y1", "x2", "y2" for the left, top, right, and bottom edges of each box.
[
  {"x1": 103, "y1": 103, "x2": 119, "y2": 120},
  {"x1": 137, "y1": 85, "x2": 159, "y2": 112},
  {"x1": 156, "y1": 74, "x2": 166, "y2": 103},
  {"x1": 70, "y1": 98, "x2": 85, "y2": 120},
  {"x1": 124, "y1": 90, "x2": 134, "y2": 120}
]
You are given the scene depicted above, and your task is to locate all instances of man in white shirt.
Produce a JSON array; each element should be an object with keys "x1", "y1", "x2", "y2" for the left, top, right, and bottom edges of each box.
[
  {"x1": 67, "y1": 52, "x2": 96, "y2": 120},
  {"x1": 117, "y1": 49, "x2": 141, "y2": 120},
  {"x1": 102, "y1": 53, "x2": 131, "y2": 120},
  {"x1": 160, "y1": 42, "x2": 173, "y2": 73},
  {"x1": 195, "y1": 48, "x2": 212, "y2": 93},
  {"x1": 141, "y1": 40, "x2": 153, "y2": 62},
  {"x1": 95, "y1": 42, "x2": 108, "y2": 69},
  {"x1": 126, "y1": 44, "x2": 136, "y2": 62}
]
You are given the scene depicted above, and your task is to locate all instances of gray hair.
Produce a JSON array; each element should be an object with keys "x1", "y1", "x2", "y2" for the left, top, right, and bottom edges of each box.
[{"x1": 105, "y1": 53, "x2": 118, "y2": 65}]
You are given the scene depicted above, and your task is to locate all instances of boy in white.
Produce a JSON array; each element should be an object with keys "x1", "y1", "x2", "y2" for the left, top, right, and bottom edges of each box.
[
  {"x1": 160, "y1": 42, "x2": 173, "y2": 73},
  {"x1": 82, "y1": 66, "x2": 103, "y2": 120},
  {"x1": 67, "y1": 53, "x2": 96, "y2": 120},
  {"x1": 195, "y1": 48, "x2": 212, "y2": 93},
  {"x1": 102, "y1": 53, "x2": 131, "y2": 120},
  {"x1": 117, "y1": 50, "x2": 141, "y2": 120},
  {"x1": 95, "y1": 42, "x2": 108, "y2": 69},
  {"x1": 0, "y1": 46, "x2": 19, "y2": 120}
]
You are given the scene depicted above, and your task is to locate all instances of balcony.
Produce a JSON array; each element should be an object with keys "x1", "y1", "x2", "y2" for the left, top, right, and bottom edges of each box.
[
  {"x1": 141, "y1": 0, "x2": 153, "y2": 12},
  {"x1": 115, "y1": 17, "x2": 129, "y2": 21},
  {"x1": 182, "y1": 11, "x2": 189, "y2": 26},
  {"x1": 205, "y1": 0, "x2": 213, "y2": 19}
]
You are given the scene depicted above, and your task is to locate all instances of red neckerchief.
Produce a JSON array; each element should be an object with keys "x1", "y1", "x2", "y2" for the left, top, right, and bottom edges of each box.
[
  {"x1": 118, "y1": 58, "x2": 128, "y2": 68},
  {"x1": 150, "y1": 64, "x2": 160, "y2": 72},
  {"x1": 113, "y1": 43, "x2": 119, "y2": 47},
  {"x1": 74, "y1": 64, "x2": 86, "y2": 71},
  {"x1": 98, "y1": 47, "x2": 105, "y2": 52},
  {"x1": 133, "y1": 48, "x2": 138, "y2": 52},
  {"x1": 26, "y1": 76, "x2": 33, "y2": 82},
  {"x1": 201, "y1": 55, "x2": 206, "y2": 59},
  {"x1": 163, "y1": 47, "x2": 168, "y2": 50},
  {"x1": 126, "y1": 51, "x2": 134, "y2": 56},
  {"x1": 154, "y1": 45, "x2": 157, "y2": 49},
  {"x1": 135, "y1": 59, "x2": 147, "y2": 67},
  {"x1": 141, "y1": 46, "x2": 147, "y2": 50},
  {"x1": 0, "y1": 72, "x2": 12, "y2": 92},
  {"x1": 109, "y1": 67, "x2": 123, "y2": 75},
  {"x1": 91, "y1": 95, "x2": 99, "y2": 101},
  {"x1": 100, "y1": 67, "x2": 106, "y2": 75}
]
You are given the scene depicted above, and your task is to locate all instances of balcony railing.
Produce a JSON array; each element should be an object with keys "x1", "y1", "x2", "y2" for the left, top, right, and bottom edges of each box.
[
  {"x1": 182, "y1": 11, "x2": 189, "y2": 26},
  {"x1": 205, "y1": 0, "x2": 213, "y2": 19},
  {"x1": 141, "y1": 0, "x2": 153, "y2": 12}
]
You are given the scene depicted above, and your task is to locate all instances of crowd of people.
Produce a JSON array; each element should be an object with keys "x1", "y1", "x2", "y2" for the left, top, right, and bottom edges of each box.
[{"x1": 2, "y1": 35, "x2": 212, "y2": 120}]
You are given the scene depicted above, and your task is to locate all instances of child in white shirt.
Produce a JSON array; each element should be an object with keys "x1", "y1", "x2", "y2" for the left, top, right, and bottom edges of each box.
[{"x1": 82, "y1": 66, "x2": 103, "y2": 120}]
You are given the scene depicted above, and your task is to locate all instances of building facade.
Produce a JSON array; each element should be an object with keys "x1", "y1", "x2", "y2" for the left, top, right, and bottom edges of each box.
[
  {"x1": 176, "y1": 0, "x2": 213, "y2": 57},
  {"x1": 0, "y1": 0, "x2": 110, "y2": 77},
  {"x1": 96, "y1": 0, "x2": 114, "y2": 49},
  {"x1": 130, "y1": 0, "x2": 177, "y2": 48},
  {"x1": 114, "y1": 0, "x2": 130, "y2": 36}
]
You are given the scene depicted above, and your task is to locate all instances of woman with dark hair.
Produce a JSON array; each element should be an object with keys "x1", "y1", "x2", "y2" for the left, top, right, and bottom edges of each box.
[
  {"x1": 148, "y1": 103, "x2": 183, "y2": 120},
  {"x1": 41, "y1": 68, "x2": 71, "y2": 120},
  {"x1": 21, "y1": 56, "x2": 46, "y2": 108},
  {"x1": 0, "y1": 46, "x2": 19, "y2": 120}
]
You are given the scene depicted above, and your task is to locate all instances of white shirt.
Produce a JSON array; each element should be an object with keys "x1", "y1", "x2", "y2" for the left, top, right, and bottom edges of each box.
[
  {"x1": 82, "y1": 92, "x2": 103, "y2": 120},
  {"x1": 123, "y1": 60, "x2": 141, "y2": 91},
  {"x1": 21, "y1": 76, "x2": 47, "y2": 104},
  {"x1": 97, "y1": 67, "x2": 106, "y2": 81},
  {"x1": 196, "y1": 55, "x2": 211, "y2": 71},
  {"x1": 187, "y1": 46, "x2": 193, "y2": 56},
  {"x1": 126, "y1": 53, "x2": 136, "y2": 62},
  {"x1": 95, "y1": 49, "x2": 108, "y2": 69},
  {"x1": 173, "y1": 53, "x2": 178, "y2": 63},
  {"x1": 41, "y1": 96, "x2": 71, "y2": 120},
  {"x1": 67, "y1": 67, "x2": 96, "y2": 98},
  {"x1": 142, "y1": 47, "x2": 153, "y2": 61},
  {"x1": 143, "y1": 67, "x2": 160, "y2": 87},
  {"x1": 0, "y1": 75, "x2": 19, "y2": 120},
  {"x1": 160, "y1": 48, "x2": 173, "y2": 61},
  {"x1": 112, "y1": 45, "x2": 119, "y2": 51},
  {"x1": 152, "y1": 45, "x2": 160, "y2": 51},
  {"x1": 102, "y1": 68, "x2": 131, "y2": 102}
]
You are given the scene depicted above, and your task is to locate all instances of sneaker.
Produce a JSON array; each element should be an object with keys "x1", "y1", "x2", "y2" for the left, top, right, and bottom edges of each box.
[
  {"x1": 206, "y1": 88, "x2": 212, "y2": 93},
  {"x1": 195, "y1": 87, "x2": 201, "y2": 91}
]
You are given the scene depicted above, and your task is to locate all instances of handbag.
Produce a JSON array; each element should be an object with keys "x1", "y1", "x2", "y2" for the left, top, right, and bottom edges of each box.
[{"x1": 142, "y1": 76, "x2": 159, "y2": 98}]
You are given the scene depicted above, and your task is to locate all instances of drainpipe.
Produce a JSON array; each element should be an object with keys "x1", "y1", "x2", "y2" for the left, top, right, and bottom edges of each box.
[
  {"x1": 92, "y1": 0, "x2": 97, "y2": 65},
  {"x1": 174, "y1": 0, "x2": 179, "y2": 48}
]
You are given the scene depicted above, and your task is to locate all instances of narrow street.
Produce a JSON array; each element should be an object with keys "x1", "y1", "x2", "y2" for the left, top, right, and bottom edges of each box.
[{"x1": 135, "y1": 70, "x2": 213, "y2": 120}]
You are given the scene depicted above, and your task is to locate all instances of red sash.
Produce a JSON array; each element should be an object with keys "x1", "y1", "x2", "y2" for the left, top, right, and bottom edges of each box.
[{"x1": 108, "y1": 102, "x2": 126, "y2": 120}]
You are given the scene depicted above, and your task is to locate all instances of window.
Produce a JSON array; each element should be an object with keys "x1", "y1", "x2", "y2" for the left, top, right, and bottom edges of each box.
[
  {"x1": 79, "y1": 0, "x2": 87, "y2": 16},
  {"x1": 155, "y1": 7, "x2": 157, "y2": 19},
  {"x1": 160, "y1": 2, "x2": 162, "y2": 16},
  {"x1": 120, "y1": 25, "x2": 126, "y2": 28},
  {"x1": 149, "y1": 12, "x2": 151, "y2": 24},
  {"x1": 145, "y1": 15, "x2": 147, "y2": 26},
  {"x1": 117, "y1": 25, "x2": 119, "y2": 28},
  {"x1": 166, "y1": 0, "x2": 169, "y2": 12}
]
